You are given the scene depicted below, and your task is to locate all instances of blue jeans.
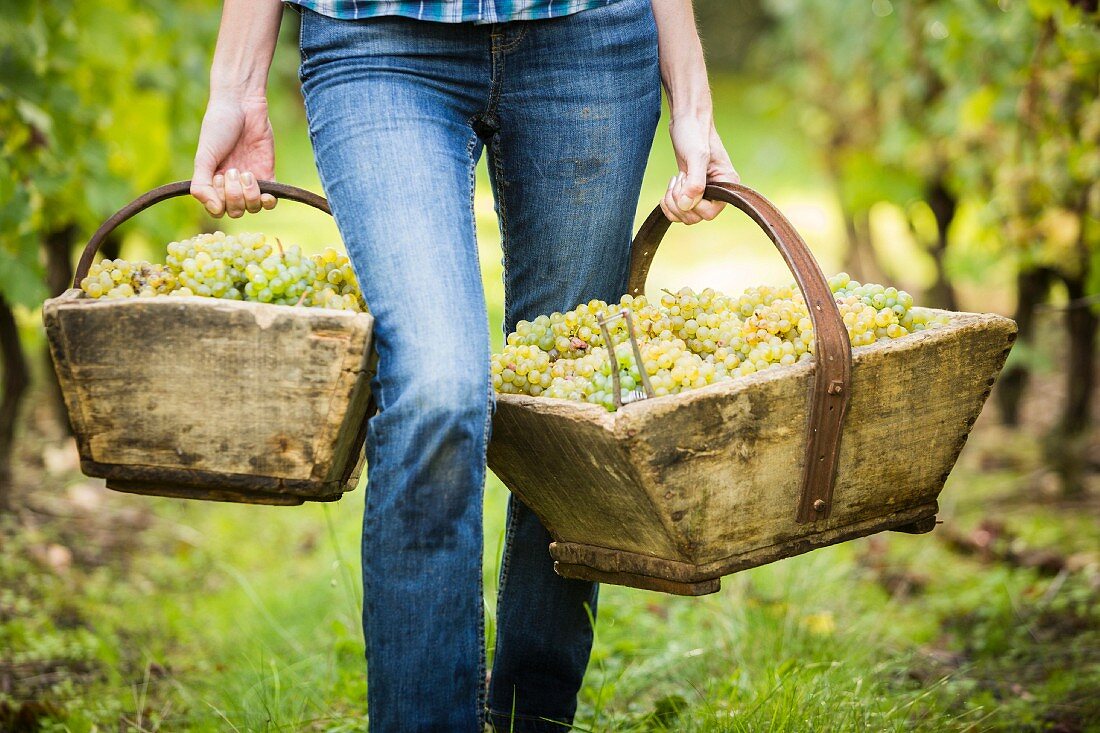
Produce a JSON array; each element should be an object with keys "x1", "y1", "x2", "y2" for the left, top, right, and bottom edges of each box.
[{"x1": 298, "y1": 3, "x2": 660, "y2": 730}]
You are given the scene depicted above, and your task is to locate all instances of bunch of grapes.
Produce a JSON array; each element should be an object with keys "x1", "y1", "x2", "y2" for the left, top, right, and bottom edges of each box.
[
  {"x1": 81, "y1": 260, "x2": 177, "y2": 299},
  {"x1": 305, "y1": 247, "x2": 366, "y2": 311},
  {"x1": 492, "y1": 274, "x2": 950, "y2": 411},
  {"x1": 509, "y1": 303, "x2": 605, "y2": 359},
  {"x1": 80, "y1": 232, "x2": 368, "y2": 313}
]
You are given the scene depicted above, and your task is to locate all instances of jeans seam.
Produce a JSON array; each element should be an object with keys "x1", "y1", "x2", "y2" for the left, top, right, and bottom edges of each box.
[
  {"x1": 489, "y1": 96, "x2": 519, "y2": 643},
  {"x1": 497, "y1": 25, "x2": 529, "y2": 53},
  {"x1": 491, "y1": 136, "x2": 512, "y2": 333},
  {"x1": 477, "y1": 382, "x2": 492, "y2": 722},
  {"x1": 298, "y1": 8, "x2": 311, "y2": 66},
  {"x1": 493, "y1": 486, "x2": 521, "y2": 610},
  {"x1": 468, "y1": 127, "x2": 491, "y2": 724},
  {"x1": 487, "y1": 32, "x2": 505, "y2": 119}
]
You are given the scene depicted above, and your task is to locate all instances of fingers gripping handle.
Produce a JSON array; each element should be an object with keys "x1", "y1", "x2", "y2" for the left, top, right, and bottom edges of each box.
[
  {"x1": 627, "y1": 182, "x2": 852, "y2": 523},
  {"x1": 73, "y1": 180, "x2": 331, "y2": 287}
]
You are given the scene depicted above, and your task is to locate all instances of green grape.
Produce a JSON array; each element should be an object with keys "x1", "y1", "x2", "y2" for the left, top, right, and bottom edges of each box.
[
  {"x1": 493, "y1": 275, "x2": 953, "y2": 411},
  {"x1": 79, "y1": 232, "x2": 368, "y2": 312},
  {"x1": 305, "y1": 247, "x2": 368, "y2": 312}
]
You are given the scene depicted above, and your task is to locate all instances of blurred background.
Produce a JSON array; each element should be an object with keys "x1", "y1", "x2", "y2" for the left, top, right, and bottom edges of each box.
[{"x1": 1, "y1": 0, "x2": 1098, "y2": 730}]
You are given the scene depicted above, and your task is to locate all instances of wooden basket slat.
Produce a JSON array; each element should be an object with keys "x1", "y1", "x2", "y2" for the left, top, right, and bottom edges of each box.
[
  {"x1": 43, "y1": 289, "x2": 374, "y2": 503},
  {"x1": 490, "y1": 403, "x2": 686, "y2": 559},
  {"x1": 318, "y1": 351, "x2": 374, "y2": 484},
  {"x1": 633, "y1": 311, "x2": 1007, "y2": 564}
]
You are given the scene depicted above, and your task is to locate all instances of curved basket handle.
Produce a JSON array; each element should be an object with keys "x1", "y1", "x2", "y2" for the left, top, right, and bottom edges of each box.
[
  {"x1": 628, "y1": 182, "x2": 852, "y2": 524},
  {"x1": 73, "y1": 180, "x2": 331, "y2": 286}
]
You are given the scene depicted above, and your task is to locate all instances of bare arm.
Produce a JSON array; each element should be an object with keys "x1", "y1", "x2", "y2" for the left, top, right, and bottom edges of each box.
[
  {"x1": 651, "y1": 0, "x2": 739, "y2": 224},
  {"x1": 191, "y1": 0, "x2": 283, "y2": 218}
]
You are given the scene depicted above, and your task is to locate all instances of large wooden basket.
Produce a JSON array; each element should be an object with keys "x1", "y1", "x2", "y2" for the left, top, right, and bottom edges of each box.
[
  {"x1": 488, "y1": 183, "x2": 1016, "y2": 595},
  {"x1": 43, "y1": 181, "x2": 374, "y2": 506}
]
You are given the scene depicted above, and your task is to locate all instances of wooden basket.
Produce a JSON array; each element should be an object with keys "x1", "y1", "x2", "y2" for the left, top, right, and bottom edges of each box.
[
  {"x1": 488, "y1": 183, "x2": 1016, "y2": 595},
  {"x1": 43, "y1": 181, "x2": 374, "y2": 506}
]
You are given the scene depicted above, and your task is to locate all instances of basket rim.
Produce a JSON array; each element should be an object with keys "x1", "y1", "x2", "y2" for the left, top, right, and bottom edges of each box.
[
  {"x1": 45, "y1": 287, "x2": 374, "y2": 323},
  {"x1": 493, "y1": 309, "x2": 1016, "y2": 426}
]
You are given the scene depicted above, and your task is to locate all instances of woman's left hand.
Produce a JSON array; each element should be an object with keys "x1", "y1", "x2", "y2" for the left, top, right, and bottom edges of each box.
[{"x1": 662, "y1": 114, "x2": 740, "y2": 225}]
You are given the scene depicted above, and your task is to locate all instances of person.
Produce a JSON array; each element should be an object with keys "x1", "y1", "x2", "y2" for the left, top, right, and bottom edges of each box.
[{"x1": 190, "y1": 0, "x2": 737, "y2": 730}]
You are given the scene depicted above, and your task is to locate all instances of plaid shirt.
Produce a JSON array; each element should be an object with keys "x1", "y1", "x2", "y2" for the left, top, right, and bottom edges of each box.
[{"x1": 287, "y1": 0, "x2": 623, "y2": 23}]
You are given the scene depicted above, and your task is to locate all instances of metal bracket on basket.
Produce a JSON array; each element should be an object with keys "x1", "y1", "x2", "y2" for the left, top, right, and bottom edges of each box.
[{"x1": 597, "y1": 309, "x2": 654, "y2": 408}]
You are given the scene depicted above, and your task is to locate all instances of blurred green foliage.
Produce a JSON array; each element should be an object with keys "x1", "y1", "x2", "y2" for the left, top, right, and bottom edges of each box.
[
  {"x1": 3, "y1": 0, "x2": 1095, "y2": 309},
  {"x1": 694, "y1": 0, "x2": 773, "y2": 71},
  {"x1": 760, "y1": 0, "x2": 1099, "y2": 296},
  {"x1": 0, "y1": 0, "x2": 218, "y2": 308}
]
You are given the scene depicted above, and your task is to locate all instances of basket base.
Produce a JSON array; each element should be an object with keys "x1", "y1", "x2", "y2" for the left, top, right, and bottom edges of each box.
[
  {"x1": 554, "y1": 563, "x2": 721, "y2": 596},
  {"x1": 891, "y1": 515, "x2": 939, "y2": 534},
  {"x1": 551, "y1": 502, "x2": 939, "y2": 596},
  {"x1": 106, "y1": 480, "x2": 343, "y2": 506},
  {"x1": 84, "y1": 459, "x2": 350, "y2": 505}
]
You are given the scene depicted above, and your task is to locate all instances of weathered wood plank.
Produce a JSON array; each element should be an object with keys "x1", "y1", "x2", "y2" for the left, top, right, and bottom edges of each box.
[
  {"x1": 488, "y1": 311, "x2": 1016, "y2": 588},
  {"x1": 550, "y1": 500, "x2": 937, "y2": 585},
  {"x1": 490, "y1": 399, "x2": 684, "y2": 559},
  {"x1": 43, "y1": 289, "x2": 374, "y2": 502},
  {"x1": 106, "y1": 479, "x2": 344, "y2": 506},
  {"x1": 553, "y1": 563, "x2": 721, "y2": 596}
]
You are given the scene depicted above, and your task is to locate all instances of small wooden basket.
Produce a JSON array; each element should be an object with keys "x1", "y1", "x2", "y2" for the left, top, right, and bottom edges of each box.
[
  {"x1": 488, "y1": 183, "x2": 1016, "y2": 595},
  {"x1": 43, "y1": 181, "x2": 374, "y2": 506}
]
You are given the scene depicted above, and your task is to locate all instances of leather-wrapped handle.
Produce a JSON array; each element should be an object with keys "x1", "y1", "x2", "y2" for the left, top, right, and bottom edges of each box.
[
  {"x1": 73, "y1": 180, "x2": 331, "y2": 286},
  {"x1": 628, "y1": 182, "x2": 852, "y2": 523}
]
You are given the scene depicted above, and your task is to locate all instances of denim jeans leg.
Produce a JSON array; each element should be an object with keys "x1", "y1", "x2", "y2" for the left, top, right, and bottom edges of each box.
[
  {"x1": 485, "y1": 1, "x2": 662, "y2": 730},
  {"x1": 300, "y1": 12, "x2": 494, "y2": 732}
]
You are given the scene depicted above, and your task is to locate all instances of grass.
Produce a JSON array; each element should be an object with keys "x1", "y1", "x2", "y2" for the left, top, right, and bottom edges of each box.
[
  {"x1": 4, "y1": 54, "x2": 1097, "y2": 731},
  {"x1": 5, "y1": 416, "x2": 1098, "y2": 731}
]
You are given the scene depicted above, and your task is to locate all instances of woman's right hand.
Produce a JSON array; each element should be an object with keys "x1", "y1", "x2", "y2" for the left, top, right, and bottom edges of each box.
[{"x1": 190, "y1": 95, "x2": 277, "y2": 218}]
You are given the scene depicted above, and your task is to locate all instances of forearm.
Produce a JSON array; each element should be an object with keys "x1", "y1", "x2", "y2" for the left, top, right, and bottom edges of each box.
[
  {"x1": 651, "y1": 1, "x2": 737, "y2": 222},
  {"x1": 650, "y1": 0, "x2": 712, "y2": 119},
  {"x1": 209, "y1": 0, "x2": 283, "y2": 100}
]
